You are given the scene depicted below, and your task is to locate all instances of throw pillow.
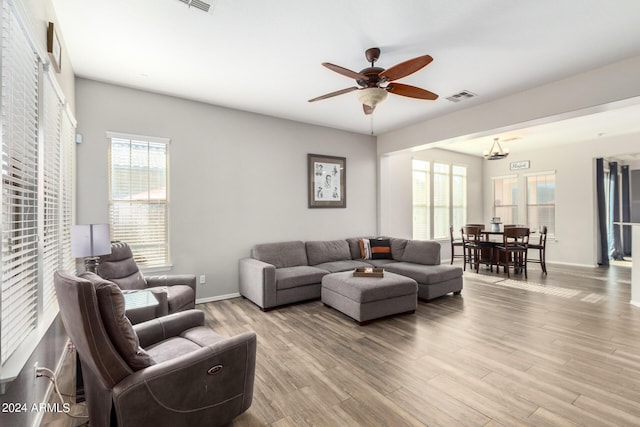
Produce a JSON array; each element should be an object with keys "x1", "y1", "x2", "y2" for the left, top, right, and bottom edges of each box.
[
  {"x1": 79, "y1": 272, "x2": 154, "y2": 370},
  {"x1": 359, "y1": 238, "x2": 372, "y2": 259},
  {"x1": 370, "y1": 238, "x2": 393, "y2": 259}
]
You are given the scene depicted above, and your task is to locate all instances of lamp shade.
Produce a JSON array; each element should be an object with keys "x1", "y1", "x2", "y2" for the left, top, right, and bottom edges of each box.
[{"x1": 71, "y1": 224, "x2": 112, "y2": 258}]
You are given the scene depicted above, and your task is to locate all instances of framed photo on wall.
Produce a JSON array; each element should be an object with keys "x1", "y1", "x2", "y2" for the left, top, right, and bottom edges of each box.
[
  {"x1": 308, "y1": 154, "x2": 346, "y2": 208},
  {"x1": 47, "y1": 22, "x2": 62, "y2": 73}
]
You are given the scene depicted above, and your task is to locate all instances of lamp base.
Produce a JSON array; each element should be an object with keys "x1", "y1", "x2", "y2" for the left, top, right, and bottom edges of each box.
[{"x1": 83, "y1": 257, "x2": 100, "y2": 274}]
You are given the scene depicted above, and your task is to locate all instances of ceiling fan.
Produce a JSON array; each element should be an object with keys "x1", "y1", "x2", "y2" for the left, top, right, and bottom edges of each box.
[{"x1": 308, "y1": 47, "x2": 438, "y2": 115}]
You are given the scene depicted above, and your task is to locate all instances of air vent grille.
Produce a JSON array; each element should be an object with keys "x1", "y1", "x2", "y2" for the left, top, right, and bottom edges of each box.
[
  {"x1": 177, "y1": 0, "x2": 215, "y2": 13},
  {"x1": 446, "y1": 90, "x2": 477, "y2": 103}
]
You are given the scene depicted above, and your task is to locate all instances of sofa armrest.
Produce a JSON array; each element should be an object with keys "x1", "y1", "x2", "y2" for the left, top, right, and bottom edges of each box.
[
  {"x1": 112, "y1": 331, "x2": 257, "y2": 424},
  {"x1": 134, "y1": 309, "x2": 205, "y2": 347},
  {"x1": 239, "y1": 257, "x2": 276, "y2": 309},
  {"x1": 145, "y1": 274, "x2": 197, "y2": 295}
]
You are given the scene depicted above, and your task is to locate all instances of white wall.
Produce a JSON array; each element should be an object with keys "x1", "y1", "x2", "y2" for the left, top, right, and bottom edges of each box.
[
  {"x1": 379, "y1": 148, "x2": 484, "y2": 261},
  {"x1": 75, "y1": 79, "x2": 377, "y2": 300}
]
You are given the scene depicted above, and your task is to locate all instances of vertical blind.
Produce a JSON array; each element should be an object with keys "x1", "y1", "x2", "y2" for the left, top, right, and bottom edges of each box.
[
  {"x1": 0, "y1": 0, "x2": 76, "y2": 382},
  {"x1": 108, "y1": 135, "x2": 170, "y2": 269}
]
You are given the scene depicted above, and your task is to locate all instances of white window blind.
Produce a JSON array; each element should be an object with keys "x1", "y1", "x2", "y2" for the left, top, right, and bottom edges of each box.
[
  {"x1": 108, "y1": 134, "x2": 170, "y2": 269},
  {"x1": 527, "y1": 173, "x2": 556, "y2": 235},
  {"x1": 1, "y1": 2, "x2": 40, "y2": 365},
  {"x1": 412, "y1": 160, "x2": 430, "y2": 240},
  {"x1": 412, "y1": 159, "x2": 467, "y2": 240},
  {"x1": 493, "y1": 176, "x2": 518, "y2": 224},
  {"x1": 0, "y1": 0, "x2": 76, "y2": 387},
  {"x1": 41, "y1": 76, "x2": 63, "y2": 314},
  {"x1": 433, "y1": 163, "x2": 450, "y2": 239}
]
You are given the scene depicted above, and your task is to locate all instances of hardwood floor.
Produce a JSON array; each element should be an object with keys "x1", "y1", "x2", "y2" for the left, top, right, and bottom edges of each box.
[{"x1": 43, "y1": 263, "x2": 640, "y2": 426}]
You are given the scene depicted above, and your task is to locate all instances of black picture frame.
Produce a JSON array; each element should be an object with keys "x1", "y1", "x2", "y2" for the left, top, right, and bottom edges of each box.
[{"x1": 308, "y1": 154, "x2": 346, "y2": 208}]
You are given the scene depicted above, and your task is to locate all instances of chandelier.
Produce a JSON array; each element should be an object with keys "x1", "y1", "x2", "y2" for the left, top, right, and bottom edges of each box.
[{"x1": 483, "y1": 138, "x2": 509, "y2": 160}]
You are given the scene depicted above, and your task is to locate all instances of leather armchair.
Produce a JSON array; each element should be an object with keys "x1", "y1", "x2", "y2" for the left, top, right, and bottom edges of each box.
[
  {"x1": 54, "y1": 270, "x2": 256, "y2": 427},
  {"x1": 97, "y1": 241, "x2": 196, "y2": 323}
]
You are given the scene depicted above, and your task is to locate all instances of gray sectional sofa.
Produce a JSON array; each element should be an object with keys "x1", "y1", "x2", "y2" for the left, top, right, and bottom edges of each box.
[{"x1": 239, "y1": 237, "x2": 463, "y2": 311}]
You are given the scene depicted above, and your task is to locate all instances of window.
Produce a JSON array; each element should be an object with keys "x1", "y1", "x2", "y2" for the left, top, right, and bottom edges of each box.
[
  {"x1": 412, "y1": 160, "x2": 430, "y2": 240},
  {"x1": 412, "y1": 159, "x2": 467, "y2": 240},
  {"x1": 493, "y1": 176, "x2": 518, "y2": 225},
  {"x1": 451, "y1": 165, "x2": 468, "y2": 235},
  {"x1": 433, "y1": 163, "x2": 450, "y2": 239},
  {"x1": 527, "y1": 173, "x2": 556, "y2": 235},
  {"x1": 108, "y1": 133, "x2": 170, "y2": 269},
  {"x1": 1, "y1": 0, "x2": 76, "y2": 387}
]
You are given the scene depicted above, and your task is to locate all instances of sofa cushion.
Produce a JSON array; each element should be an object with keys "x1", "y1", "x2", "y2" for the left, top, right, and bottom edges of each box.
[
  {"x1": 251, "y1": 241, "x2": 308, "y2": 268},
  {"x1": 276, "y1": 266, "x2": 329, "y2": 290},
  {"x1": 383, "y1": 263, "x2": 462, "y2": 285},
  {"x1": 398, "y1": 240, "x2": 441, "y2": 265},
  {"x1": 346, "y1": 237, "x2": 377, "y2": 260},
  {"x1": 370, "y1": 238, "x2": 393, "y2": 259},
  {"x1": 314, "y1": 260, "x2": 374, "y2": 273},
  {"x1": 306, "y1": 240, "x2": 352, "y2": 265},
  {"x1": 390, "y1": 238, "x2": 409, "y2": 261},
  {"x1": 366, "y1": 259, "x2": 398, "y2": 268},
  {"x1": 79, "y1": 272, "x2": 154, "y2": 370}
]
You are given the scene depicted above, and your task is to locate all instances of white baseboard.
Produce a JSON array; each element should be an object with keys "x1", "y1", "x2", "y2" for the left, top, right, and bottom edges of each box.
[
  {"x1": 196, "y1": 292, "x2": 241, "y2": 304},
  {"x1": 631, "y1": 300, "x2": 640, "y2": 308}
]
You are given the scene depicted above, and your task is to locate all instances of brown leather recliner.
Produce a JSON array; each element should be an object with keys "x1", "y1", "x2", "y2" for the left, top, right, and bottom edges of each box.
[
  {"x1": 97, "y1": 241, "x2": 196, "y2": 323},
  {"x1": 54, "y1": 270, "x2": 256, "y2": 427}
]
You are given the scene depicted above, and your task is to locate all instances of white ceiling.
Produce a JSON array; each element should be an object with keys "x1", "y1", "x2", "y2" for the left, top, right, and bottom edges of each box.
[{"x1": 51, "y1": 0, "x2": 640, "y2": 141}]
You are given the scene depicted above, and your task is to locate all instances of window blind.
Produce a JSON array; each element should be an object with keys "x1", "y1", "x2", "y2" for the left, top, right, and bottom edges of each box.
[
  {"x1": 41, "y1": 76, "x2": 63, "y2": 314},
  {"x1": 108, "y1": 135, "x2": 170, "y2": 269},
  {"x1": 0, "y1": 2, "x2": 40, "y2": 364}
]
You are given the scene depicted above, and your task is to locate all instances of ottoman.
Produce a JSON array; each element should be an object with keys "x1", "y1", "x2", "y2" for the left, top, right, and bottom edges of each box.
[{"x1": 321, "y1": 271, "x2": 418, "y2": 325}]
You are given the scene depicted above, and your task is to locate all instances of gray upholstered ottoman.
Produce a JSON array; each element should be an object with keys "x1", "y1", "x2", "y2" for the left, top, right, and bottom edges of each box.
[{"x1": 321, "y1": 271, "x2": 418, "y2": 325}]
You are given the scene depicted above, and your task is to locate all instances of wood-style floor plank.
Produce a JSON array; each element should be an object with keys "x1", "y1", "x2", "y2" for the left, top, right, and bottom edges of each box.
[
  {"x1": 218, "y1": 264, "x2": 640, "y2": 426},
  {"x1": 42, "y1": 263, "x2": 640, "y2": 427}
]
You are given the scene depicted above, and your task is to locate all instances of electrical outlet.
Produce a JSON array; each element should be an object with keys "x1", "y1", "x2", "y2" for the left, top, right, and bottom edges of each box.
[
  {"x1": 33, "y1": 362, "x2": 38, "y2": 384},
  {"x1": 199, "y1": 275, "x2": 206, "y2": 284}
]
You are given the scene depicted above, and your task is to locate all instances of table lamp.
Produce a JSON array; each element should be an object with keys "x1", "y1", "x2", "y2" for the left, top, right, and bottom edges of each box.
[{"x1": 71, "y1": 224, "x2": 112, "y2": 273}]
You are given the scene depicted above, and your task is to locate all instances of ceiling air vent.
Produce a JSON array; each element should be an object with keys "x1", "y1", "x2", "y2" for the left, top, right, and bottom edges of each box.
[
  {"x1": 446, "y1": 90, "x2": 477, "y2": 103},
  {"x1": 177, "y1": 0, "x2": 216, "y2": 13}
]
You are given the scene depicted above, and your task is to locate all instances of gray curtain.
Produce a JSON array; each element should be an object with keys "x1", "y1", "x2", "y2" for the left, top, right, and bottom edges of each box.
[
  {"x1": 608, "y1": 161, "x2": 624, "y2": 261},
  {"x1": 596, "y1": 158, "x2": 609, "y2": 265},
  {"x1": 621, "y1": 165, "x2": 631, "y2": 256}
]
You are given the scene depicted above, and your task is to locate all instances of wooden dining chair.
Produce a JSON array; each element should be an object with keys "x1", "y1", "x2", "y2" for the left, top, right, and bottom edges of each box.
[
  {"x1": 527, "y1": 225, "x2": 548, "y2": 274},
  {"x1": 449, "y1": 225, "x2": 465, "y2": 264},
  {"x1": 461, "y1": 226, "x2": 494, "y2": 272},
  {"x1": 494, "y1": 227, "x2": 530, "y2": 278}
]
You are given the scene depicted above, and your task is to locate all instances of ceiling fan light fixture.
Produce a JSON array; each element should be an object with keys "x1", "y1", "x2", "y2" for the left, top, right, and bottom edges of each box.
[
  {"x1": 356, "y1": 87, "x2": 388, "y2": 108},
  {"x1": 484, "y1": 138, "x2": 509, "y2": 160}
]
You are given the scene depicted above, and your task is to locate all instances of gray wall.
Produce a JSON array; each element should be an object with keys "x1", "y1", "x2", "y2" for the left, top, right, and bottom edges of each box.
[{"x1": 75, "y1": 78, "x2": 378, "y2": 301}]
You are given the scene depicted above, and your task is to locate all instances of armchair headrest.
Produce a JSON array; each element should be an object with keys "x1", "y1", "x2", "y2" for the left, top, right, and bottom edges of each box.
[{"x1": 98, "y1": 242, "x2": 146, "y2": 290}]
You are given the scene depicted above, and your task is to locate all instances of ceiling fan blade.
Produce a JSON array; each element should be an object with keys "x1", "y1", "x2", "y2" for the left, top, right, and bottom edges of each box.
[
  {"x1": 379, "y1": 55, "x2": 433, "y2": 81},
  {"x1": 387, "y1": 83, "x2": 439, "y2": 100},
  {"x1": 363, "y1": 104, "x2": 375, "y2": 115},
  {"x1": 308, "y1": 87, "x2": 359, "y2": 102},
  {"x1": 322, "y1": 62, "x2": 369, "y2": 81}
]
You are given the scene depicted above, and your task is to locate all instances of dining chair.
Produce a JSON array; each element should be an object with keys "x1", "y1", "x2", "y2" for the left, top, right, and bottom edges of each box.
[
  {"x1": 527, "y1": 225, "x2": 548, "y2": 274},
  {"x1": 494, "y1": 227, "x2": 530, "y2": 278},
  {"x1": 449, "y1": 225, "x2": 465, "y2": 264},
  {"x1": 461, "y1": 226, "x2": 493, "y2": 272}
]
